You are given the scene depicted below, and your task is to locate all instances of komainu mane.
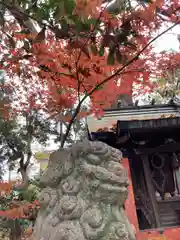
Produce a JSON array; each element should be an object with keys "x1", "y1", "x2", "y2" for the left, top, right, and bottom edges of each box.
[{"x1": 33, "y1": 139, "x2": 135, "y2": 240}]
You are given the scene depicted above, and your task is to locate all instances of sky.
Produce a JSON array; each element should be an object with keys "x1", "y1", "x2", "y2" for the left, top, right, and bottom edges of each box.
[{"x1": 153, "y1": 24, "x2": 180, "y2": 52}]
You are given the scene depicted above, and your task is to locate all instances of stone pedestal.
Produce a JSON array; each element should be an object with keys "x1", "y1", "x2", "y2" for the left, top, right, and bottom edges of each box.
[{"x1": 33, "y1": 140, "x2": 135, "y2": 240}]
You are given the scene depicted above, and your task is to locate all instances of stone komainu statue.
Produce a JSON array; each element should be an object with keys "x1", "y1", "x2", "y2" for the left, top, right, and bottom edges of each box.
[{"x1": 33, "y1": 140, "x2": 136, "y2": 240}]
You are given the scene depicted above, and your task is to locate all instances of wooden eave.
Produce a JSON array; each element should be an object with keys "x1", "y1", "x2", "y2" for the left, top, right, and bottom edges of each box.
[
  {"x1": 88, "y1": 105, "x2": 180, "y2": 155},
  {"x1": 87, "y1": 104, "x2": 180, "y2": 133}
]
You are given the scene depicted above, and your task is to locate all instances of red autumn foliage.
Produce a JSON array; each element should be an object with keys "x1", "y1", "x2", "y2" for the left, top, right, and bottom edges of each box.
[
  {"x1": 0, "y1": 181, "x2": 39, "y2": 220},
  {"x1": 0, "y1": 181, "x2": 13, "y2": 195},
  {"x1": 0, "y1": 0, "x2": 179, "y2": 121},
  {"x1": 0, "y1": 201, "x2": 39, "y2": 220}
]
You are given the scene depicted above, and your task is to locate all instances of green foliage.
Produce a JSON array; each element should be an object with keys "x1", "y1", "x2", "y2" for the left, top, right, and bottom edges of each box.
[
  {"x1": 18, "y1": 184, "x2": 39, "y2": 202},
  {"x1": 99, "y1": 46, "x2": 105, "y2": 57},
  {"x1": 0, "y1": 72, "x2": 51, "y2": 177},
  {"x1": 64, "y1": 0, "x2": 75, "y2": 15},
  {"x1": 107, "y1": 51, "x2": 115, "y2": 65},
  {"x1": 150, "y1": 68, "x2": 180, "y2": 103},
  {"x1": 0, "y1": 111, "x2": 51, "y2": 171}
]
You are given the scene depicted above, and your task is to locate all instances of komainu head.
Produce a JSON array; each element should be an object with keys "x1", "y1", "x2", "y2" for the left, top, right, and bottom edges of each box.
[{"x1": 34, "y1": 140, "x2": 135, "y2": 240}]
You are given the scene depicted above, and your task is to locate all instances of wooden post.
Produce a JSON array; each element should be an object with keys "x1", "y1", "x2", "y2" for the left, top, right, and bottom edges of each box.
[
  {"x1": 174, "y1": 170, "x2": 180, "y2": 195},
  {"x1": 142, "y1": 155, "x2": 161, "y2": 228}
]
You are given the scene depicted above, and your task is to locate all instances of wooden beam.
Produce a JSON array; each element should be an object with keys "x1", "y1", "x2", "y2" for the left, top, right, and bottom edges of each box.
[
  {"x1": 135, "y1": 142, "x2": 180, "y2": 155},
  {"x1": 142, "y1": 155, "x2": 161, "y2": 228},
  {"x1": 117, "y1": 117, "x2": 180, "y2": 133}
]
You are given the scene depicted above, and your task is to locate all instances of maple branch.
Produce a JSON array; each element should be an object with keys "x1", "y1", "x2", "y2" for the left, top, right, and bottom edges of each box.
[
  {"x1": 60, "y1": 102, "x2": 83, "y2": 147},
  {"x1": 61, "y1": 20, "x2": 180, "y2": 147},
  {"x1": 0, "y1": 1, "x2": 38, "y2": 34},
  {"x1": 39, "y1": 65, "x2": 73, "y2": 78},
  {"x1": 75, "y1": 62, "x2": 81, "y2": 102}
]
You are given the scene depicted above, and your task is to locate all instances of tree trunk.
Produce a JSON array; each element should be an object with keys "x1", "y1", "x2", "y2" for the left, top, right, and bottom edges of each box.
[{"x1": 9, "y1": 219, "x2": 23, "y2": 240}]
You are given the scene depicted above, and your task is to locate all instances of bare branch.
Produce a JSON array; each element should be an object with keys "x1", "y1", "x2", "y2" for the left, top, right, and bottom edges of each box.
[
  {"x1": 87, "y1": 20, "x2": 180, "y2": 97},
  {"x1": 0, "y1": 1, "x2": 38, "y2": 34}
]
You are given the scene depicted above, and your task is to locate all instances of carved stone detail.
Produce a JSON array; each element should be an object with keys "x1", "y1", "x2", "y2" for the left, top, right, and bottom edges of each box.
[{"x1": 33, "y1": 139, "x2": 136, "y2": 240}]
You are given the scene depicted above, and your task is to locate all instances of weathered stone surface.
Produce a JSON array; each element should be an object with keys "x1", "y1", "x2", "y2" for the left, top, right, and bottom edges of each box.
[{"x1": 33, "y1": 139, "x2": 135, "y2": 240}]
